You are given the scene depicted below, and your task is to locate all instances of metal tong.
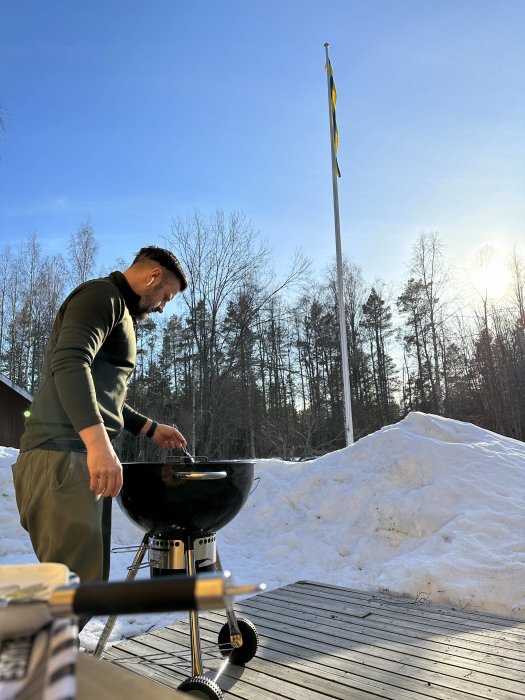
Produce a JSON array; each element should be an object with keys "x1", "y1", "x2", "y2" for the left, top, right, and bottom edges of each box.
[
  {"x1": 181, "y1": 445, "x2": 195, "y2": 463},
  {"x1": 173, "y1": 423, "x2": 195, "y2": 463}
]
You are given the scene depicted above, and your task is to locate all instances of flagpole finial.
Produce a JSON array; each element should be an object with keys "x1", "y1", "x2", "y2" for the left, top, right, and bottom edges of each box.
[{"x1": 324, "y1": 42, "x2": 329, "y2": 48}]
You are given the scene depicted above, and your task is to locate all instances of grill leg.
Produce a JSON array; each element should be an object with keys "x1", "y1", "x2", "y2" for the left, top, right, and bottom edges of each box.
[
  {"x1": 215, "y1": 549, "x2": 242, "y2": 648},
  {"x1": 185, "y1": 537, "x2": 204, "y2": 676},
  {"x1": 93, "y1": 532, "x2": 149, "y2": 658}
]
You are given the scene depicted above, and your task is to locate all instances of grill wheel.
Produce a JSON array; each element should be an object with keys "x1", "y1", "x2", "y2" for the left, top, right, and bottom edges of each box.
[
  {"x1": 178, "y1": 675, "x2": 223, "y2": 699},
  {"x1": 217, "y1": 617, "x2": 259, "y2": 665}
]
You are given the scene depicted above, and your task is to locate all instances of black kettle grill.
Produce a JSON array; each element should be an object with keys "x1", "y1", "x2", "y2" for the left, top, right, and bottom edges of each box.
[{"x1": 94, "y1": 457, "x2": 259, "y2": 700}]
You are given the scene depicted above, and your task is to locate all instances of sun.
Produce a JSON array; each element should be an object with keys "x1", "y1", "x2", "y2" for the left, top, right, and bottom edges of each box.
[{"x1": 467, "y1": 245, "x2": 512, "y2": 301}]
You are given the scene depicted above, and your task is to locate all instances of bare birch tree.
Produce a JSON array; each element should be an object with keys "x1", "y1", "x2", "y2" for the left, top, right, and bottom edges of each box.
[
  {"x1": 67, "y1": 220, "x2": 99, "y2": 286},
  {"x1": 406, "y1": 232, "x2": 450, "y2": 413}
]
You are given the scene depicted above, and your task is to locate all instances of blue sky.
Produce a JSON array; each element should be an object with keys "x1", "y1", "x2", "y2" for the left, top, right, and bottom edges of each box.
[{"x1": 1, "y1": 0, "x2": 524, "y2": 288}]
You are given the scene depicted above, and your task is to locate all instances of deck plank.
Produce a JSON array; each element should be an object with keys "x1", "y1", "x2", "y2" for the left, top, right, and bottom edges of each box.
[
  {"x1": 288, "y1": 582, "x2": 525, "y2": 640},
  {"x1": 102, "y1": 581, "x2": 525, "y2": 699},
  {"x1": 234, "y1": 590, "x2": 525, "y2": 671}
]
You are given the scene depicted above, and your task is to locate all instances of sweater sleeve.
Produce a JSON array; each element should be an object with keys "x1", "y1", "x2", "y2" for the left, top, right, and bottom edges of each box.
[
  {"x1": 123, "y1": 403, "x2": 148, "y2": 435},
  {"x1": 50, "y1": 281, "x2": 123, "y2": 433}
]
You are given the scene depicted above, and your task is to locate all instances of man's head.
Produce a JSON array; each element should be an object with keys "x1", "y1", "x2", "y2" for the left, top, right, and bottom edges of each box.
[{"x1": 125, "y1": 245, "x2": 188, "y2": 319}]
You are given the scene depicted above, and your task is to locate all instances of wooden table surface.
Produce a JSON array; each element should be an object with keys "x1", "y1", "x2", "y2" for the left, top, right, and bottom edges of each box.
[{"x1": 77, "y1": 652, "x2": 188, "y2": 699}]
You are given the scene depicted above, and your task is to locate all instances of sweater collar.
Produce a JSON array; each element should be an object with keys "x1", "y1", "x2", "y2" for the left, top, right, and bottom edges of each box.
[{"x1": 108, "y1": 271, "x2": 141, "y2": 318}]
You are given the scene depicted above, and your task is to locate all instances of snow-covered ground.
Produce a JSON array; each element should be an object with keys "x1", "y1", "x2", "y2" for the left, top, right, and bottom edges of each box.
[{"x1": 1, "y1": 411, "x2": 524, "y2": 652}]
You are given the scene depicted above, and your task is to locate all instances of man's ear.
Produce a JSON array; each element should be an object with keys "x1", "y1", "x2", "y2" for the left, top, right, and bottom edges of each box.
[{"x1": 146, "y1": 267, "x2": 162, "y2": 287}]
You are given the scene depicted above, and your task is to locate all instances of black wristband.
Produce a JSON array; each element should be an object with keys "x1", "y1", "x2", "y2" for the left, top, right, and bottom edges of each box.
[{"x1": 146, "y1": 420, "x2": 158, "y2": 439}]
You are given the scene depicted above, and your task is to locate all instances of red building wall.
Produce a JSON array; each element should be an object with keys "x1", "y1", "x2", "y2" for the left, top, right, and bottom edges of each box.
[{"x1": 0, "y1": 380, "x2": 32, "y2": 449}]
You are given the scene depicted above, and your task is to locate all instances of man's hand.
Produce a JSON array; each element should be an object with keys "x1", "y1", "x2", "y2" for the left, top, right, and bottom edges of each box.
[
  {"x1": 152, "y1": 424, "x2": 187, "y2": 451},
  {"x1": 86, "y1": 445, "x2": 123, "y2": 498},
  {"x1": 79, "y1": 424, "x2": 123, "y2": 498}
]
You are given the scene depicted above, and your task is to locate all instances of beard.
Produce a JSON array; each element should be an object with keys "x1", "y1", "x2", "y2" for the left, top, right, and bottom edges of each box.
[{"x1": 136, "y1": 289, "x2": 159, "y2": 320}]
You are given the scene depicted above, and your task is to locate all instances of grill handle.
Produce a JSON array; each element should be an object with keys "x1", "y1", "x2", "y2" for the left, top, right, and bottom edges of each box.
[{"x1": 175, "y1": 471, "x2": 227, "y2": 480}]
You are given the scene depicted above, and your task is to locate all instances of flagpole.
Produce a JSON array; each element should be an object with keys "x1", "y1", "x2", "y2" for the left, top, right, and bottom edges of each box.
[{"x1": 324, "y1": 42, "x2": 354, "y2": 445}]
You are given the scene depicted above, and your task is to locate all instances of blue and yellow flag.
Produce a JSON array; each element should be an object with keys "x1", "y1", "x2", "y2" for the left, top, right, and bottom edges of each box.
[{"x1": 327, "y1": 59, "x2": 341, "y2": 177}]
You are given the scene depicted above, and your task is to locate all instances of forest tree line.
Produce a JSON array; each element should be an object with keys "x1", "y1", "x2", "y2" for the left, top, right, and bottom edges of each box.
[{"x1": 1, "y1": 210, "x2": 524, "y2": 460}]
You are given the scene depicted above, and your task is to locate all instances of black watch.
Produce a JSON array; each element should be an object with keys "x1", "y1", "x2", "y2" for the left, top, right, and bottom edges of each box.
[{"x1": 146, "y1": 420, "x2": 158, "y2": 439}]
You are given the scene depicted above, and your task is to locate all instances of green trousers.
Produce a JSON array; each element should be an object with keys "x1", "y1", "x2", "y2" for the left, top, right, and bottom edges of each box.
[{"x1": 12, "y1": 448, "x2": 112, "y2": 586}]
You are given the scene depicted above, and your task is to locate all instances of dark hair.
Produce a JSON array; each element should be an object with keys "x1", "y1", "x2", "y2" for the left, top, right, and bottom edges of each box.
[{"x1": 132, "y1": 245, "x2": 188, "y2": 291}]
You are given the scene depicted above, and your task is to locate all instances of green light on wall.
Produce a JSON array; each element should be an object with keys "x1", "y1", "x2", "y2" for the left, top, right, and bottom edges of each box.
[{"x1": 23, "y1": 410, "x2": 31, "y2": 418}]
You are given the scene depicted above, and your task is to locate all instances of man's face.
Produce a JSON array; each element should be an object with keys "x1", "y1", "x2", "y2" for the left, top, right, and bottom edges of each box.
[{"x1": 137, "y1": 270, "x2": 182, "y2": 319}]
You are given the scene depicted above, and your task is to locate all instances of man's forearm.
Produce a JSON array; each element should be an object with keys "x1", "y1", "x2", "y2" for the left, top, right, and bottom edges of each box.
[{"x1": 79, "y1": 423, "x2": 113, "y2": 451}]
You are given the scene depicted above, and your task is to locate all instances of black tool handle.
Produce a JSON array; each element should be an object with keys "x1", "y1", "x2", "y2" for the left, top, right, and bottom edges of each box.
[{"x1": 70, "y1": 575, "x2": 197, "y2": 616}]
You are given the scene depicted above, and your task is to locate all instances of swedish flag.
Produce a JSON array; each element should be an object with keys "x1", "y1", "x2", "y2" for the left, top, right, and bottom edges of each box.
[{"x1": 328, "y1": 59, "x2": 341, "y2": 177}]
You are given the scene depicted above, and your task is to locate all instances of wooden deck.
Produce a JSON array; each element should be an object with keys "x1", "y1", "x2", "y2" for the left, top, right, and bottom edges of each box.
[{"x1": 101, "y1": 580, "x2": 525, "y2": 699}]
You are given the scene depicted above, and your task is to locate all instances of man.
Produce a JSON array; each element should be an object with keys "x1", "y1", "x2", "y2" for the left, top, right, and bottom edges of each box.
[{"x1": 12, "y1": 245, "x2": 188, "y2": 594}]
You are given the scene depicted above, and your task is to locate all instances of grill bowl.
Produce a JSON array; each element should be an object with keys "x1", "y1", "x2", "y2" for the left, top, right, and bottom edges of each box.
[{"x1": 117, "y1": 460, "x2": 255, "y2": 536}]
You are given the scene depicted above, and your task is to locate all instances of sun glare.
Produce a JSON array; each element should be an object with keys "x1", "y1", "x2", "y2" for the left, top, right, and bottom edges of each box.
[{"x1": 468, "y1": 248, "x2": 512, "y2": 301}]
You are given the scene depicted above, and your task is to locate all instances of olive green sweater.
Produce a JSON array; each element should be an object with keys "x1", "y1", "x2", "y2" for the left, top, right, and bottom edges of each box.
[{"x1": 20, "y1": 271, "x2": 148, "y2": 453}]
